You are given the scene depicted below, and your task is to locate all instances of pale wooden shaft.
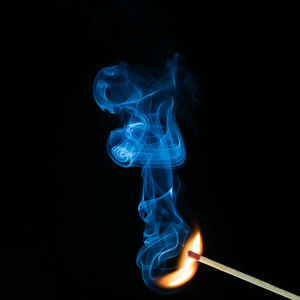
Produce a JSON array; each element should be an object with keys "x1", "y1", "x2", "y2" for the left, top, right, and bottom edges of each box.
[{"x1": 199, "y1": 256, "x2": 300, "y2": 300}]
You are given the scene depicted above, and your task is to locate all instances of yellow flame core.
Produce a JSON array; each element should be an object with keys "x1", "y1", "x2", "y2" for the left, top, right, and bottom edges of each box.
[{"x1": 156, "y1": 229, "x2": 202, "y2": 288}]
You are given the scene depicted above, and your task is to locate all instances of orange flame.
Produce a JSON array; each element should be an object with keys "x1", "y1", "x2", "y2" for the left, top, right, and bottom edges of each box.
[{"x1": 156, "y1": 228, "x2": 202, "y2": 289}]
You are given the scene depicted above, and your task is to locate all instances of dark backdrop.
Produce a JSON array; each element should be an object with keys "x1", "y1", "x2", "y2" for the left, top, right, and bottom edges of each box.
[{"x1": 3, "y1": 1, "x2": 299, "y2": 299}]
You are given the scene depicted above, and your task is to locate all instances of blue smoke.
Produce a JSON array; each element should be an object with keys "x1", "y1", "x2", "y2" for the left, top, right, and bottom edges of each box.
[{"x1": 93, "y1": 54, "x2": 190, "y2": 291}]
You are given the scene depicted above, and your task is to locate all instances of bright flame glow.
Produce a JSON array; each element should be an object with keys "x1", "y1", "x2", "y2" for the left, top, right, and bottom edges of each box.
[{"x1": 156, "y1": 229, "x2": 202, "y2": 288}]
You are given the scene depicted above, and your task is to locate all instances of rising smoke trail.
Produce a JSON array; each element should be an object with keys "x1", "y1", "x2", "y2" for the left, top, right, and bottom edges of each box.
[{"x1": 93, "y1": 54, "x2": 191, "y2": 292}]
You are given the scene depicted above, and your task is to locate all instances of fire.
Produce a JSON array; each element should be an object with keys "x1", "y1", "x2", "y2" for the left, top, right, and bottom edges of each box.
[{"x1": 156, "y1": 228, "x2": 202, "y2": 289}]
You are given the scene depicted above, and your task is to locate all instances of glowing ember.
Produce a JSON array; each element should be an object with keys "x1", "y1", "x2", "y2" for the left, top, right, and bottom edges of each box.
[{"x1": 156, "y1": 228, "x2": 203, "y2": 289}]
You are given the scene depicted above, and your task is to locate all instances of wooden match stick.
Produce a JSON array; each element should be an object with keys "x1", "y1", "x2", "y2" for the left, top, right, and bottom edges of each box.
[{"x1": 187, "y1": 251, "x2": 300, "y2": 300}]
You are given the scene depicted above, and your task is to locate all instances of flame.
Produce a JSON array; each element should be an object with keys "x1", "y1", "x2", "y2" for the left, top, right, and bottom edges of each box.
[{"x1": 156, "y1": 228, "x2": 202, "y2": 289}]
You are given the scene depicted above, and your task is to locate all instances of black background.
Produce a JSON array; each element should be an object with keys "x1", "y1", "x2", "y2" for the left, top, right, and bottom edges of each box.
[{"x1": 2, "y1": 1, "x2": 299, "y2": 299}]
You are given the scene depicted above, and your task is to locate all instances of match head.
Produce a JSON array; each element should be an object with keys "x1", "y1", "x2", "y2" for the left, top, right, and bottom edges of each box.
[{"x1": 187, "y1": 250, "x2": 201, "y2": 261}]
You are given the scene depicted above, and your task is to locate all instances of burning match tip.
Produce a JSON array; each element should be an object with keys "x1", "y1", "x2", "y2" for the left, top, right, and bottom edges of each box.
[{"x1": 187, "y1": 250, "x2": 201, "y2": 261}]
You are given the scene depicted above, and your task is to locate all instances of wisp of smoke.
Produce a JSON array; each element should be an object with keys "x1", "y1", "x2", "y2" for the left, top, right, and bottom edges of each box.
[{"x1": 93, "y1": 54, "x2": 193, "y2": 292}]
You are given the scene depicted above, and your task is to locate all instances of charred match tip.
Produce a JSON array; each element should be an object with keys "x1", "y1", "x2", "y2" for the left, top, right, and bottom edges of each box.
[{"x1": 187, "y1": 250, "x2": 201, "y2": 261}]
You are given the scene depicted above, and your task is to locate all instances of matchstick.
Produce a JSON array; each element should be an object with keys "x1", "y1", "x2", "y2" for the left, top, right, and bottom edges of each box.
[{"x1": 187, "y1": 251, "x2": 300, "y2": 300}]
